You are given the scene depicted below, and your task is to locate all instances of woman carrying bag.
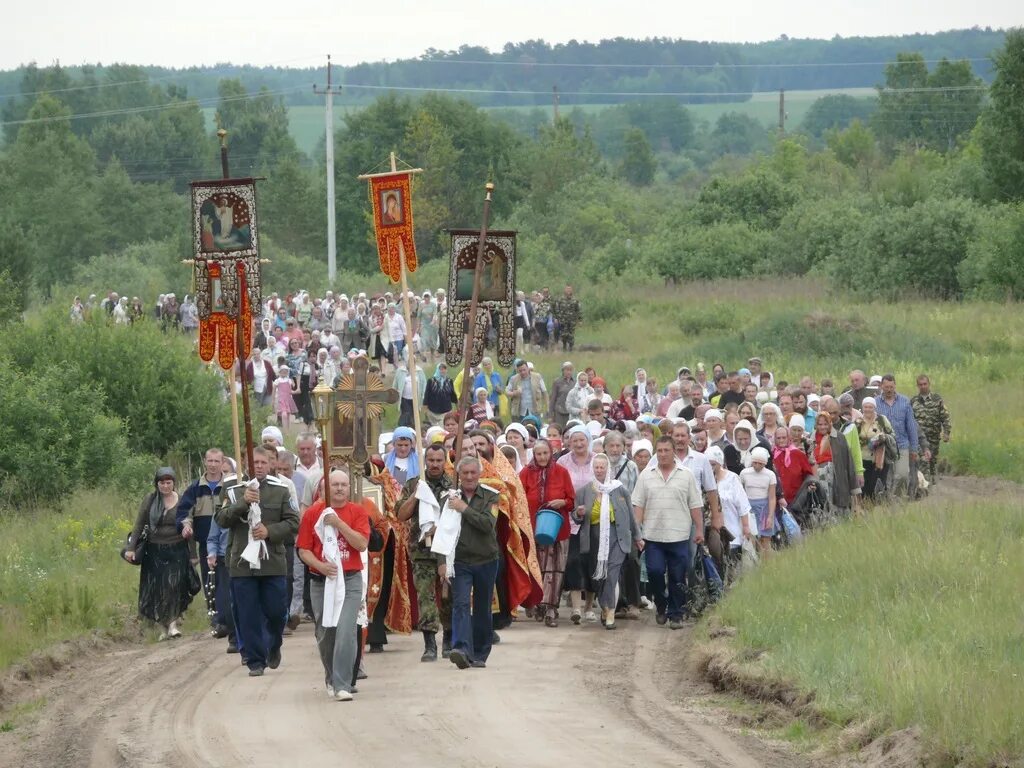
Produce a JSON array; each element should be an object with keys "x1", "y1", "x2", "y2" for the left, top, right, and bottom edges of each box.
[{"x1": 124, "y1": 467, "x2": 199, "y2": 640}]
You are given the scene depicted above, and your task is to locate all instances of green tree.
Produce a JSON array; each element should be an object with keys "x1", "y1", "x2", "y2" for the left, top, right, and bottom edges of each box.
[
  {"x1": 958, "y1": 203, "x2": 1024, "y2": 299},
  {"x1": 521, "y1": 117, "x2": 602, "y2": 213},
  {"x1": 826, "y1": 119, "x2": 879, "y2": 183},
  {"x1": 617, "y1": 128, "x2": 656, "y2": 186},
  {"x1": 978, "y1": 29, "x2": 1024, "y2": 201},
  {"x1": 874, "y1": 53, "x2": 984, "y2": 153},
  {"x1": 801, "y1": 94, "x2": 877, "y2": 138},
  {"x1": 696, "y1": 170, "x2": 797, "y2": 230}
]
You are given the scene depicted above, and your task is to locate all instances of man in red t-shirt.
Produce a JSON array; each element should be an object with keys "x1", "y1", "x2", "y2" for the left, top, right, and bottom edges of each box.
[{"x1": 297, "y1": 469, "x2": 370, "y2": 701}]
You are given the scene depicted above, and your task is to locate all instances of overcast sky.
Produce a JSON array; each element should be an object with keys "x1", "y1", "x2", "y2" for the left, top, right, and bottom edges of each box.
[{"x1": 3, "y1": 0, "x2": 1020, "y2": 70}]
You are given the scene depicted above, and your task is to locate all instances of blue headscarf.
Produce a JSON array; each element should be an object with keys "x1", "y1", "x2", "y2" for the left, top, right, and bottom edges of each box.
[{"x1": 385, "y1": 426, "x2": 420, "y2": 478}]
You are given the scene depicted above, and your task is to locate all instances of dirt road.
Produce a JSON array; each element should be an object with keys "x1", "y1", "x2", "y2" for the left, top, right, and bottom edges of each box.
[{"x1": 1, "y1": 611, "x2": 806, "y2": 768}]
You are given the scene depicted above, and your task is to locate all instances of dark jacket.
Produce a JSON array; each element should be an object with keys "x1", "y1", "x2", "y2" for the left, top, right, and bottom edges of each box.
[
  {"x1": 454, "y1": 485, "x2": 500, "y2": 566},
  {"x1": 424, "y1": 377, "x2": 457, "y2": 415},
  {"x1": 131, "y1": 492, "x2": 184, "y2": 546},
  {"x1": 175, "y1": 475, "x2": 225, "y2": 544},
  {"x1": 724, "y1": 436, "x2": 775, "y2": 476},
  {"x1": 215, "y1": 476, "x2": 299, "y2": 578}
]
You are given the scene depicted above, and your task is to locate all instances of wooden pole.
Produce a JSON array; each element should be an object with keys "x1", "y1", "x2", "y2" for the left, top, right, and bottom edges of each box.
[
  {"x1": 390, "y1": 152, "x2": 425, "y2": 480},
  {"x1": 452, "y1": 182, "x2": 495, "y2": 463},
  {"x1": 218, "y1": 127, "x2": 255, "y2": 478},
  {"x1": 228, "y1": 367, "x2": 243, "y2": 477}
]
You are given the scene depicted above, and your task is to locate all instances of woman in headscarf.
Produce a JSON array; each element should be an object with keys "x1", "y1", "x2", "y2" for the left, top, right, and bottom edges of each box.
[
  {"x1": 393, "y1": 349, "x2": 427, "y2": 429},
  {"x1": 772, "y1": 426, "x2": 816, "y2": 507},
  {"x1": 814, "y1": 411, "x2": 861, "y2": 517},
  {"x1": 572, "y1": 454, "x2": 640, "y2": 630},
  {"x1": 472, "y1": 357, "x2": 505, "y2": 415},
  {"x1": 504, "y1": 423, "x2": 532, "y2": 469},
  {"x1": 519, "y1": 439, "x2": 575, "y2": 627},
  {"x1": 418, "y1": 361, "x2": 453, "y2": 427},
  {"x1": 557, "y1": 424, "x2": 597, "y2": 624},
  {"x1": 738, "y1": 401, "x2": 758, "y2": 426},
  {"x1": 611, "y1": 384, "x2": 639, "y2": 422},
  {"x1": 367, "y1": 304, "x2": 388, "y2": 374},
  {"x1": 858, "y1": 397, "x2": 896, "y2": 501},
  {"x1": 757, "y1": 402, "x2": 784, "y2": 446},
  {"x1": 633, "y1": 368, "x2": 654, "y2": 415},
  {"x1": 255, "y1": 317, "x2": 273, "y2": 351},
  {"x1": 564, "y1": 371, "x2": 595, "y2": 423},
  {"x1": 470, "y1": 386, "x2": 493, "y2": 422},
  {"x1": 706, "y1": 445, "x2": 753, "y2": 582},
  {"x1": 740, "y1": 446, "x2": 777, "y2": 554},
  {"x1": 124, "y1": 467, "x2": 197, "y2": 640}
]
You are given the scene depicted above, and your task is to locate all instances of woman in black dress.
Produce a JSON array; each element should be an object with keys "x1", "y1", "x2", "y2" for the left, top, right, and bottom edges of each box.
[{"x1": 126, "y1": 467, "x2": 198, "y2": 639}]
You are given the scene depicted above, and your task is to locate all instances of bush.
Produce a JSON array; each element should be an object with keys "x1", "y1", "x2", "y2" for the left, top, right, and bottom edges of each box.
[
  {"x1": 581, "y1": 292, "x2": 630, "y2": 323},
  {"x1": 0, "y1": 363, "x2": 133, "y2": 507},
  {"x1": 958, "y1": 203, "x2": 1024, "y2": 300},
  {"x1": 8, "y1": 308, "x2": 233, "y2": 473}
]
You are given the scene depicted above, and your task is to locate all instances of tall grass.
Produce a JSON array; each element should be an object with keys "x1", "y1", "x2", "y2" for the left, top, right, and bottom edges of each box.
[
  {"x1": 706, "y1": 499, "x2": 1024, "y2": 765},
  {"x1": 0, "y1": 489, "x2": 204, "y2": 672},
  {"x1": 515, "y1": 279, "x2": 1023, "y2": 482}
]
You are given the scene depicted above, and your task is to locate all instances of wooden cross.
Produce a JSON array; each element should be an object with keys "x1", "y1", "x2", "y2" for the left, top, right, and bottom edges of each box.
[{"x1": 334, "y1": 356, "x2": 399, "y2": 465}]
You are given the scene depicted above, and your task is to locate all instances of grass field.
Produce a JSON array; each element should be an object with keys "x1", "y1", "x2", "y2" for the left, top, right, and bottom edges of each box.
[
  {"x1": 0, "y1": 490, "x2": 207, "y2": 674},
  {"x1": 701, "y1": 496, "x2": 1024, "y2": 765},
  {"x1": 204, "y1": 87, "x2": 877, "y2": 156}
]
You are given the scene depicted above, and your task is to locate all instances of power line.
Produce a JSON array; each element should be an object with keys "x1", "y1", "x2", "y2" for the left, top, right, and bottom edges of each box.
[
  {"x1": 0, "y1": 55, "x2": 324, "y2": 100},
  {"x1": 404, "y1": 57, "x2": 992, "y2": 70},
  {"x1": 0, "y1": 85, "x2": 308, "y2": 127}
]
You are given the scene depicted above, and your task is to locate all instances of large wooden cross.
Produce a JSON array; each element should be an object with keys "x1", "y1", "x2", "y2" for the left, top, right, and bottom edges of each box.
[{"x1": 333, "y1": 356, "x2": 399, "y2": 465}]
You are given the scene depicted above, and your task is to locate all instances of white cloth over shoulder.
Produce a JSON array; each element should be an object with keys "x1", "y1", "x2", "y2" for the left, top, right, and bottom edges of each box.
[
  {"x1": 430, "y1": 496, "x2": 462, "y2": 574},
  {"x1": 357, "y1": 549, "x2": 369, "y2": 628},
  {"x1": 314, "y1": 508, "x2": 345, "y2": 628},
  {"x1": 240, "y1": 479, "x2": 269, "y2": 569},
  {"x1": 415, "y1": 481, "x2": 441, "y2": 543}
]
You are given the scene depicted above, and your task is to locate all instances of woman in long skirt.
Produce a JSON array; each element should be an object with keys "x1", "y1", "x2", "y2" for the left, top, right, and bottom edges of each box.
[
  {"x1": 126, "y1": 467, "x2": 198, "y2": 640},
  {"x1": 519, "y1": 440, "x2": 575, "y2": 627}
]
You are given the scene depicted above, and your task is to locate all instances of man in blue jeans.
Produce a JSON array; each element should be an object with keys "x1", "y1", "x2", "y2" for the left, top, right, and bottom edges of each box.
[
  {"x1": 631, "y1": 436, "x2": 704, "y2": 630},
  {"x1": 446, "y1": 457, "x2": 500, "y2": 670}
]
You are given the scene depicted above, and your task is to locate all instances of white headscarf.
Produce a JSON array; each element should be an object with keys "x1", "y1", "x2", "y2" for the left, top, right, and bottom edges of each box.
[{"x1": 591, "y1": 456, "x2": 622, "y2": 581}]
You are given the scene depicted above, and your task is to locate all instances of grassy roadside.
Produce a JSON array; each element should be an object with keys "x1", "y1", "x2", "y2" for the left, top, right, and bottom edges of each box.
[
  {"x1": 696, "y1": 496, "x2": 1024, "y2": 766},
  {"x1": 0, "y1": 489, "x2": 206, "y2": 676}
]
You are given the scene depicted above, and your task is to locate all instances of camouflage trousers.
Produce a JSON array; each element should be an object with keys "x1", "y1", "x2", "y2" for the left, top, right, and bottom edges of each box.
[
  {"x1": 922, "y1": 434, "x2": 942, "y2": 483},
  {"x1": 411, "y1": 557, "x2": 451, "y2": 633},
  {"x1": 559, "y1": 323, "x2": 576, "y2": 351}
]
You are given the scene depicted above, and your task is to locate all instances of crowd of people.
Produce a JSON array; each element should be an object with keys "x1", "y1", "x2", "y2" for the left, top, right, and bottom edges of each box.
[{"x1": 122, "y1": 282, "x2": 954, "y2": 701}]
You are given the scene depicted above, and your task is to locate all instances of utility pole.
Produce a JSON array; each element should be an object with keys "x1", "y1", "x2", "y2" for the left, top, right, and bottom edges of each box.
[
  {"x1": 552, "y1": 84, "x2": 560, "y2": 123},
  {"x1": 314, "y1": 55, "x2": 342, "y2": 286},
  {"x1": 778, "y1": 88, "x2": 786, "y2": 134}
]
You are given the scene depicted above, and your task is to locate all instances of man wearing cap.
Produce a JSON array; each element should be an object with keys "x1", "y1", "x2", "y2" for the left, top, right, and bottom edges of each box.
[
  {"x1": 549, "y1": 362, "x2": 575, "y2": 429},
  {"x1": 747, "y1": 357, "x2": 763, "y2": 381},
  {"x1": 843, "y1": 370, "x2": 872, "y2": 409},
  {"x1": 507, "y1": 359, "x2": 547, "y2": 422},
  {"x1": 216, "y1": 446, "x2": 299, "y2": 677},
  {"x1": 696, "y1": 363, "x2": 714, "y2": 399}
]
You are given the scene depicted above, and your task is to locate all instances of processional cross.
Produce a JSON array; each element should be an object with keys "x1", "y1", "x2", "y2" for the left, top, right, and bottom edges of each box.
[{"x1": 333, "y1": 356, "x2": 399, "y2": 465}]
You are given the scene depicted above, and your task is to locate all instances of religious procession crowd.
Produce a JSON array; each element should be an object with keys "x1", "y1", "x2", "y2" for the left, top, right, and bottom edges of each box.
[{"x1": 121, "y1": 282, "x2": 953, "y2": 701}]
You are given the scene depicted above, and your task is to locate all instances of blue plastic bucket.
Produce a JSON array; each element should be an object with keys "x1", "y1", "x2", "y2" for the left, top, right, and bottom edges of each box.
[{"x1": 534, "y1": 509, "x2": 563, "y2": 547}]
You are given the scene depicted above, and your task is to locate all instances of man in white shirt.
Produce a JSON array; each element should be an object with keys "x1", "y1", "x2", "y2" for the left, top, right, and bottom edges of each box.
[
  {"x1": 631, "y1": 436, "x2": 704, "y2": 630},
  {"x1": 387, "y1": 304, "x2": 407, "y2": 362}
]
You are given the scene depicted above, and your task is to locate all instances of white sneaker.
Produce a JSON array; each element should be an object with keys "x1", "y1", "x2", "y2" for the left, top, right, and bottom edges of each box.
[
  {"x1": 640, "y1": 597, "x2": 654, "y2": 610},
  {"x1": 325, "y1": 684, "x2": 336, "y2": 699},
  {"x1": 168, "y1": 621, "x2": 182, "y2": 638},
  {"x1": 583, "y1": 610, "x2": 598, "y2": 623},
  {"x1": 334, "y1": 689, "x2": 353, "y2": 702}
]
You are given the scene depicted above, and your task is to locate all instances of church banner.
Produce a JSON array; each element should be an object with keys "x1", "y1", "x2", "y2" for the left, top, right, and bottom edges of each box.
[
  {"x1": 445, "y1": 230, "x2": 517, "y2": 367},
  {"x1": 189, "y1": 178, "x2": 262, "y2": 369},
  {"x1": 368, "y1": 172, "x2": 417, "y2": 283}
]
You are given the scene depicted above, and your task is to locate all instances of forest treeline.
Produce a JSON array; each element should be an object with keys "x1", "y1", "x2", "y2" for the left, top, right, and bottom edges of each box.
[
  {"x1": 0, "y1": 28, "x2": 1005, "y2": 112},
  {"x1": 0, "y1": 30, "x2": 1022, "y2": 327}
]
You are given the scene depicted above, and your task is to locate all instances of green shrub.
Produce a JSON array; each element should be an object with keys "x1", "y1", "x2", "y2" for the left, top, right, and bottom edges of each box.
[
  {"x1": 958, "y1": 203, "x2": 1024, "y2": 301},
  {"x1": 581, "y1": 292, "x2": 630, "y2": 323}
]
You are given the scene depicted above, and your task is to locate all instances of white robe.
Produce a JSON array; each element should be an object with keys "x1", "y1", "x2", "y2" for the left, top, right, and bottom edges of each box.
[{"x1": 314, "y1": 508, "x2": 345, "y2": 628}]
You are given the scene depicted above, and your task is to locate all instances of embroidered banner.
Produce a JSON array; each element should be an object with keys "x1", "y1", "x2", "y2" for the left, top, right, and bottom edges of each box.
[
  {"x1": 444, "y1": 230, "x2": 517, "y2": 367},
  {"x1": 190, "y1": 178, "x2": 262, "y2": 370},
  {"x1": 369, "y1": 172, "x2": 417, "y2": 283}
]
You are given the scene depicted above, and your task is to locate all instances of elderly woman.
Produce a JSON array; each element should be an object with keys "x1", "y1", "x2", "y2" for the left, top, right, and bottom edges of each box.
[
  {"x1": 572, "y1": 454, "x2": 641, "y2": 630},
  {"x1": 814, "y1": 412, "x2": 861, "y2": 518},
  {"x1": 772, "y1": 426, "x2": 816, "y2": 507},
  {"x1": 706, "y1": 446, "x2": 753, "y2": 582},
  {"x1": 557, "y1": 424, "x2": 597, "y2": 624},
  {"x1": 519, "y1": 439, "x2": 575, "y2": 627},
  {"x1": 858, "y1": 397, "x2": 896, "y2": 501},
  {"x1": 470, "y1": 386, "x2": 493, "y2": 422},
  {"x1": 125, "y1": 467, "x2": 197, "y2": 640},
  {"x1": 472, "y1": 357, "x2": 504, "y2": 409},
  {"x1": 564, "y1": 371, "x2": 595, "y2": 423},
  {"x1": 504, "y1": 423, "x2": 532, "y2": 468},
  {"x1": 757, "y1": 402, "x2": 784, "y2": 446}
]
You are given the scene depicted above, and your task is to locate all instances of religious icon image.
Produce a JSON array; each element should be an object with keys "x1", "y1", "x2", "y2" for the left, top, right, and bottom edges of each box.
[
  {"x1": 456, "y1": 246, "x2": 508, "y2": 301},
  {"x1": 210, "y1": 273, "x2": 225, "y2": 313},
  {"x1": 198, "y1": 193, "x2": 252, "y2": 252},
  {"x1": 380, "y1": 189, "x2": 404, "y2": 226}
]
